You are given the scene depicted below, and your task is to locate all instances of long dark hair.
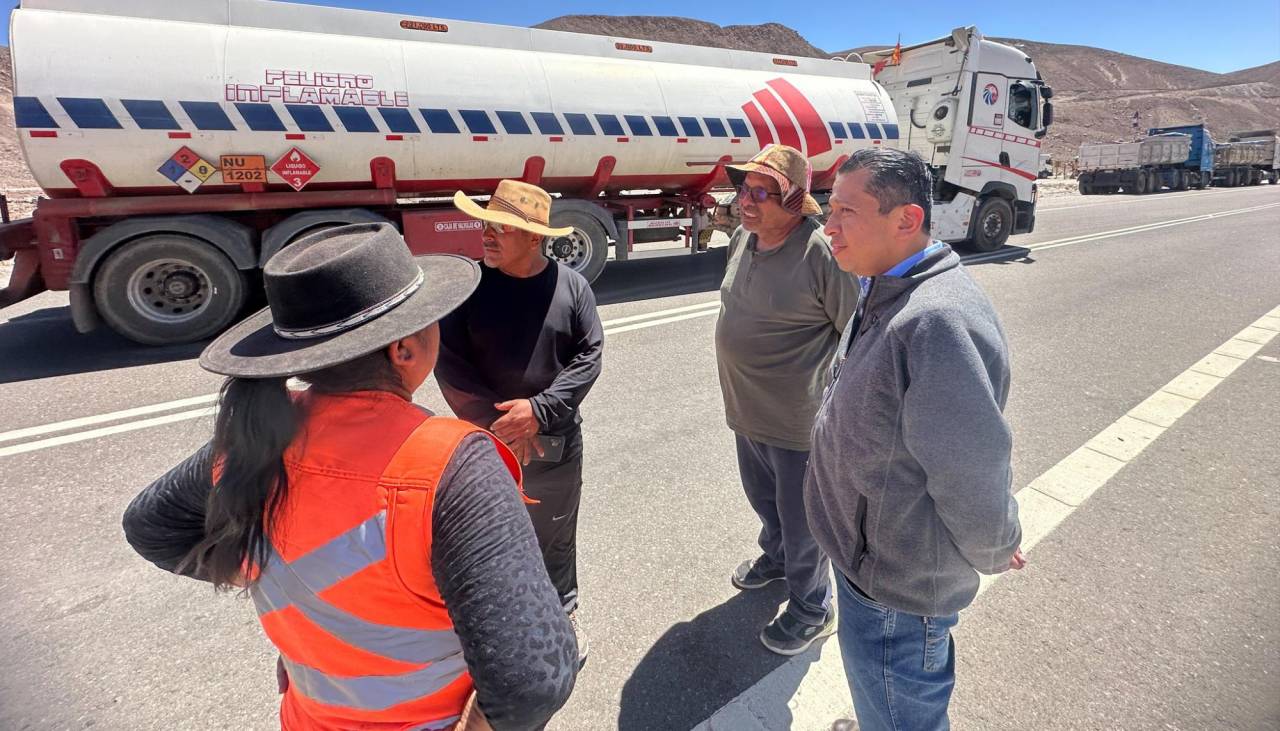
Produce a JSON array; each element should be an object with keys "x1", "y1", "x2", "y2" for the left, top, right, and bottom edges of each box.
[{"x1": 184, "y1": 349, "x2": 402, "y2": 589}]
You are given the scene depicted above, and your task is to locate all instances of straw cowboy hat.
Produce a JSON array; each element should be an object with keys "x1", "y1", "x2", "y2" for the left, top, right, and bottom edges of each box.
[
  {"x1": 726, "y1": 144, "x2": 823, "y2": 216},
  {"x1": 200, "y1": 222, "x2": 479, "y2": 378},
  {"x1": 452, "y1": 179, "x2": 574, "y2": 237}
]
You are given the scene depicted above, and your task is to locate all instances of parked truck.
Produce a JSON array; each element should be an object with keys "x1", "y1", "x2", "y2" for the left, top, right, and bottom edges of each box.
[
  {"x1": 1216, "y1": 130, "x2": 1279, "y2": 186},
  {"x1": 855, "y1": 28, "x2": 1052, "y2": 249},
  {"x1": 1076, "y1": 126, "x2": 1212, "y2": 195},
  {"x1": 0, "y1": 0, "x2": 1051, "y2": 345}
]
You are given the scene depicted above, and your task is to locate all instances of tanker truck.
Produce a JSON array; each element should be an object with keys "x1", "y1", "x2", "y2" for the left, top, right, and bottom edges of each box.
[{"x1": 0, "y1": 0, "x2": 1051, "y2": 345}]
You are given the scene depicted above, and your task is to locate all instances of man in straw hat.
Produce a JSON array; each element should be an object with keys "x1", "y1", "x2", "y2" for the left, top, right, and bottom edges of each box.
[
  {"x1": 436, "y1": 180, "x2": 604, "y2": 665},
  {"x1": 123, "y1": 222, "x2": 577, "y2": 730},
  {"x1": 715, "y1": 144, "x2": 860, "y2": 655}
]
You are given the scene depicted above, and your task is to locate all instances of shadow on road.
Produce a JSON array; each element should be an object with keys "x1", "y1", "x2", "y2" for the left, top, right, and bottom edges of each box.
[
  {"x1": 961, "y1": 246, "x2": 1036, "y2": 266},
  {"x1": 0, "y1": 250, "x2": 726, "y2": 383},
  {"x1": 617, "y1": 585, "x2": 823, "y2": 731},
  {"x1": 592, "y1": 248, "x2": 727, "y2": 306},
  {"x1": 0, "y1": 306, "x2": 204, "y2": 384}
]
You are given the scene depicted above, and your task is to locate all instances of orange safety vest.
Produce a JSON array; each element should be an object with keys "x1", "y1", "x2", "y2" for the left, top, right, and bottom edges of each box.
[{"x1": 246, "y1": 390, "x2": 522, "y2": 730}]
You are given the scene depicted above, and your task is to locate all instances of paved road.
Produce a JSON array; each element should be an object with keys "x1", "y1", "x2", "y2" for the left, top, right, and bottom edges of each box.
[{"x1": 1, "y1": 185, "x2": 1277, "y2": 730}]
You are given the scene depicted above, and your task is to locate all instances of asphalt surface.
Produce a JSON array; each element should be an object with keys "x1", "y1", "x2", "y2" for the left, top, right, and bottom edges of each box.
[{"x1": 1, "y1": 184, "x2": 1277, "y2": 730}]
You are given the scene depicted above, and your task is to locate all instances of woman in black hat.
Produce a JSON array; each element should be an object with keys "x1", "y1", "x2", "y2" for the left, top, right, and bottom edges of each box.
[{"x1": 122, "y1": 223, "x2": 576, "y2": 731}]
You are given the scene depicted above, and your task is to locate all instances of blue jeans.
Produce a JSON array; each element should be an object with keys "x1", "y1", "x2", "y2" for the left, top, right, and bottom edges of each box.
[{"x1": 836, "y1": 572, "x2": 958, "y2": 731}]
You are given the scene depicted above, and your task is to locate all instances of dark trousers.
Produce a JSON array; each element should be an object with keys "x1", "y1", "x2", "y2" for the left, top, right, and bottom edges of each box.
[
  {"x1": 735, "y1": 433, "x2": 832, "y2": 625},
  {"x1": 523, "y1": 451, "x2": 583, "y2": 614}
]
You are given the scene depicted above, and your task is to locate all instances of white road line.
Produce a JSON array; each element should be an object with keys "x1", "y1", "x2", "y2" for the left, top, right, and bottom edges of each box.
[
  {"x1": 604, "y1": 308, "x2": 719, "y2": 335},
  {"x1": 965, "y1": 202, "x2": 1280, "y2": 265},
  {"x1": 0, "y1": 300, "x2": 723, "y2": 457},
  {"x1": 695, "y1": 305, "x2": 1279, "y2": 731},
  {"x1": 1037, "y1": 186, "x2": 1249, "y2": 212},
  {"x1": 600, "y1": 300, "x2": 719, "y2": 328},
  {"x1": 0, "y1": 407, "x2": 216, "y2": 458},
  {"x1": 0, "y1": 393, "x2": 218, "y2": 444}
]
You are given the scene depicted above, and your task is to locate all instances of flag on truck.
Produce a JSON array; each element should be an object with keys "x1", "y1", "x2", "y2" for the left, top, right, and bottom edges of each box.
[{"x1": 872, "y1": 35, "x2": 902, "y2": 77}]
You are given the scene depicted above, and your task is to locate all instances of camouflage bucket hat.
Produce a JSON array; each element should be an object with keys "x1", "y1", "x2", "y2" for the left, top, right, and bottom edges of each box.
[{"x1": 725, "y1": 144, "x2": 823, "y2": 216}]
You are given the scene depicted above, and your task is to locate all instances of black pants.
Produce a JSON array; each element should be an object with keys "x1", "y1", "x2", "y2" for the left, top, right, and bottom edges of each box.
[{"x1": 522, "y1": 450, "x2": 583, "y2": 613}]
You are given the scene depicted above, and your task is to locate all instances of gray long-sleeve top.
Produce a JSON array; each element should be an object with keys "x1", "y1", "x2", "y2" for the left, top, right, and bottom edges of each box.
[
  {"x1": 122, "y1": 433, "x2": 576, "y2": 730},
  {"x1": 805, "y1": 246, "x2": 1021, "y2": 618}
]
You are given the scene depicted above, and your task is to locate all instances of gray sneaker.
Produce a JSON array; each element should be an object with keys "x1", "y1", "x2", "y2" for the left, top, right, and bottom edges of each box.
[
  {"x1": 568, "y1": 610, "x2": 588, "y2": 669},
  {"x1": 731, "y1": 557, "x2": 785, "y2": 590},
  {"x1": 760, "y1": 609, "x2": 836, "y2": 656}
]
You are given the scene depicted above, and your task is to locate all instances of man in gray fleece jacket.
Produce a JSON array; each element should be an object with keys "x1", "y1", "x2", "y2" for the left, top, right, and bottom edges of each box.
[{"x1": 805, "y1": 149, "x2": 1024, "y2": 731}]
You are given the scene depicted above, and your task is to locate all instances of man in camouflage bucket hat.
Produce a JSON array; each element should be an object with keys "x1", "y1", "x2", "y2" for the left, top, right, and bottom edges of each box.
[{"x1": 715, "y1": 144, "x2": 860, "y2": 654}]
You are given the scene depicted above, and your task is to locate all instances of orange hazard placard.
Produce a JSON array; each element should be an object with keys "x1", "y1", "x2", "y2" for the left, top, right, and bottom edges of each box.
[{"x1": 220, "y1": 155, "x2": 268, "y2": 184}]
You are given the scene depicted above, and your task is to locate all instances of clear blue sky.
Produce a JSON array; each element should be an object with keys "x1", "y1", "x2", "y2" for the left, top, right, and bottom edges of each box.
[{"x1": 5, "y1": 0, "x2": 1278, "y2": 73}]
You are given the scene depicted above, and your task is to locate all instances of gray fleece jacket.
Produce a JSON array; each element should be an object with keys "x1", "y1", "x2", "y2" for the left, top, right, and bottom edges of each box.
[{"x1": 804, "y1": 245, "x2": 1021, "y2": 618}]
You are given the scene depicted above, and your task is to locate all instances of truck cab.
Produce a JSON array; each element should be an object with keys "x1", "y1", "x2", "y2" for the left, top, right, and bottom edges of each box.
[{"x1": 865, "y1": 28, "x2": 1053, "y2": 251}]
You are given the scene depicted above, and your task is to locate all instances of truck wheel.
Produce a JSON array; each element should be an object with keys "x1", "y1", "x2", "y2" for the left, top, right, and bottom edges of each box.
[
  {"x1": 545, "y1": 210, "x2": 608, "y2": 283},
  {"x1": 1175, "y1": 170, "x2": 1188, "y2": 191},
  {"x1": 93, "y1": 234, "x2": 248, "y2": 346},
  {"x1": 1269, "y1": 172, "x2": 1278, "y2": 185},
  {"x1": 1078, "y1": 179, "x2": 1093, "y2": 195},
  {"x1": 969, "y1": 197, "x2": 1014, "y2": 253}
]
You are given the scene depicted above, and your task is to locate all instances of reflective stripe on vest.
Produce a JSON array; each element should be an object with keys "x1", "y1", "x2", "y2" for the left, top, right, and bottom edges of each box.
[
  {"x1": 251, "y1": 514, "x2": 462, "y2": 664},
  {"x1": 250, "y1": 513, "x2": 467, "y2": 711}
]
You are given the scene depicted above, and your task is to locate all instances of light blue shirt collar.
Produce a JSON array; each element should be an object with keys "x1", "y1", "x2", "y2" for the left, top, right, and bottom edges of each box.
[{"x1": 858, "y1": 241, "x2": 946, "y2": 293}]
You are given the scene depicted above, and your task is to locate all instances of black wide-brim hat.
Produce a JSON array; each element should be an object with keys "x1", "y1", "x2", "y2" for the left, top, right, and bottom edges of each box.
[{"x1": 200, "y1": 222, "x2": 479, "y2": 379}]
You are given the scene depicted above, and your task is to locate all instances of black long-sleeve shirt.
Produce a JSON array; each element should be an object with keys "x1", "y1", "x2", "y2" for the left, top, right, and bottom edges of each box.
[
  {"x1": 121, "y1": 434, "x2": 576, "y2": 731},
  {"x1": 435, "y1": 261, "x2": 604, "y2": 443}
]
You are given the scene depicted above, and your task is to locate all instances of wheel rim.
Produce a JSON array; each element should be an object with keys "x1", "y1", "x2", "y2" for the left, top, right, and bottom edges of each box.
[
  {"x1": 982, "y1": 209, "x2": 1005, "y2": 239},
  {"x1": 125, "y1": 258, "x2": 213, "y2": 324},
  {"x1": 543, "y1": 228, "x2": 593, "y2": 271}
]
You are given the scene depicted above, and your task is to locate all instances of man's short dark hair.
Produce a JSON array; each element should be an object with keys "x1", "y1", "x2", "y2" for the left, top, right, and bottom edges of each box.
[{"x1": 837, "y1": 148, "x2": 933, "y2": 228}]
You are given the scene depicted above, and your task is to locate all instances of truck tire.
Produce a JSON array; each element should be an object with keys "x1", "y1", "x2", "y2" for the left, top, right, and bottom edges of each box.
[
  {"x1": 1174, "y1": 170, "x2": 1188, "y2": 191},
  {"x1": 969, "y1": 196, "x2": 1014, "y2": 252},
  {"x1": 545, "y1": 209, "x2": 609, "y2": 283},
  {"x1": 1269, "y1": 172, "x2": 1278, "y2": 185},
  {"x1": 1078, "y1": 178, "x2": 1093, "y2": 195},
  {"x1": 93, "y1": 234, "x2": 248, "y2": 346}
]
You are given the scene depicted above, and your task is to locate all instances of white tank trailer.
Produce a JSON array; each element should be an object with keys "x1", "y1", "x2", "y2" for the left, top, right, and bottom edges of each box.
[{"x1": 1, "y1": 0, "x2": 1051, "y2": 345}]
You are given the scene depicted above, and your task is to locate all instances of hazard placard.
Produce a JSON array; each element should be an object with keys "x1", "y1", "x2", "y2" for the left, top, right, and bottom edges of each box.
[
  {"x1": 188, "y1": 157, "x2": 217, "y2": 182},
  {"x1": 220, "y1": 155, "x2": 268, "y2": 184},
  {"x1": 158, "y1": 146, "x2": 216, "y2": 194},
  {"x1": 271, "y1": 147, "x2": 321, "y2": 191}
]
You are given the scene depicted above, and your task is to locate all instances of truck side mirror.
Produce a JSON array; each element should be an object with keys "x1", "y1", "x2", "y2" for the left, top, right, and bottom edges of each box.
[
  {"x1": 1041, "y1": 86, "x2": 1054, "y2": 100},
  {"x1": 1041, "y1": 102, "x2": 1054, "y2": 129}
]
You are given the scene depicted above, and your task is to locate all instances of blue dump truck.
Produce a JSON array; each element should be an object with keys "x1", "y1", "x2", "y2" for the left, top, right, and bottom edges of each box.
[
  {"x1": 1147, "y1": 124, "x2": 1215, "y2": 189},
  {"x1": 1076, "y1": 124, "x2": 1215, "y2": 195}
]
